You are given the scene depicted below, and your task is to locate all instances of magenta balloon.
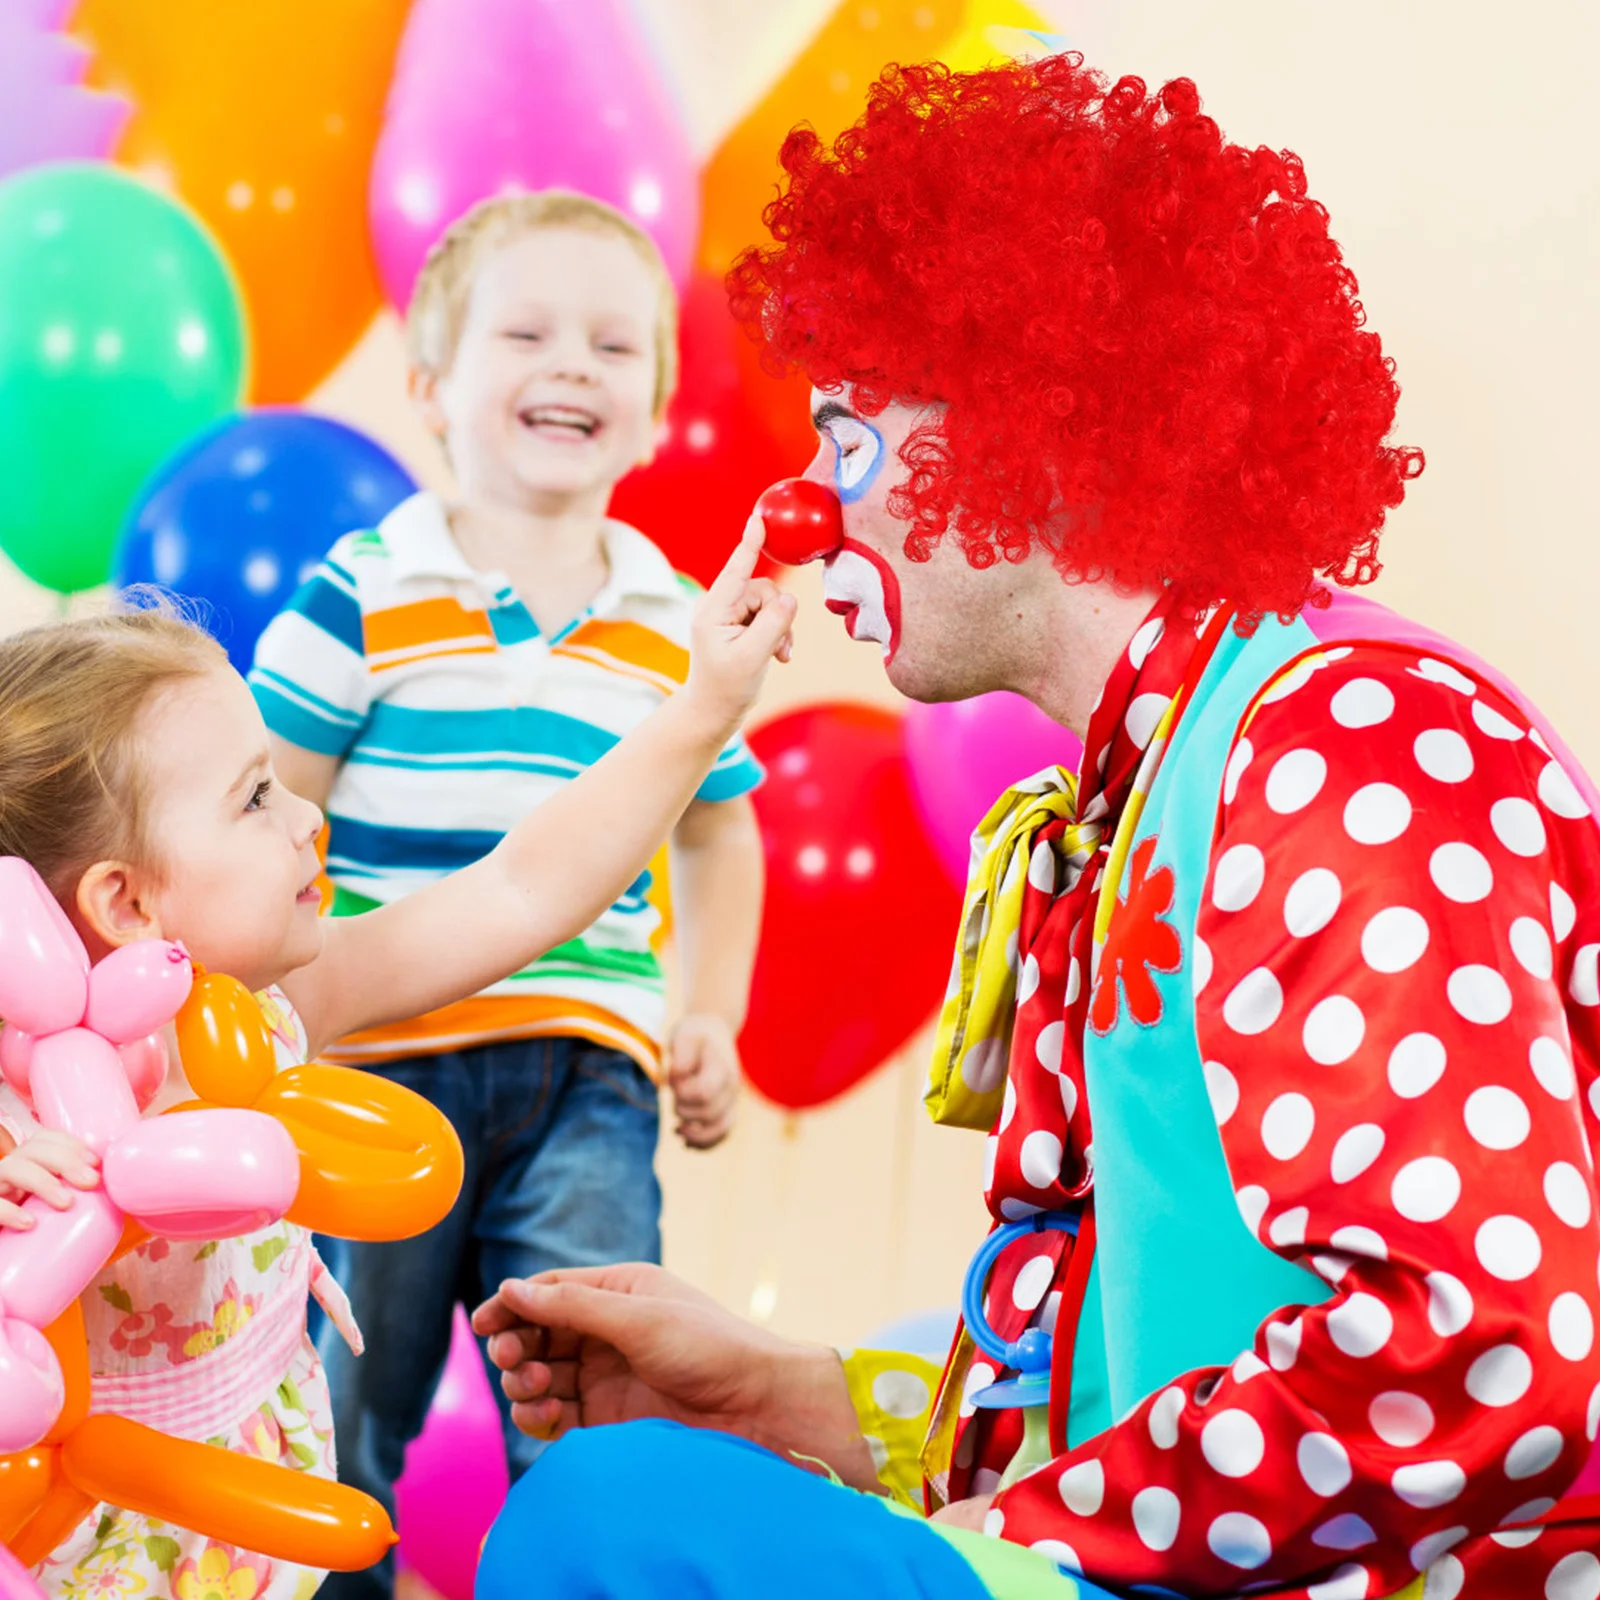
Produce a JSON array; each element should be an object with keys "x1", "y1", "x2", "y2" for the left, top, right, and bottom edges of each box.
[
  {"x1": 902, "y1": 693, "x2": 1084, "y2": 886},
  {"x1": 395, "y1": 1306, "x2": 508, "y2": 1600},
  {"x1": 369, "y1": 0, "x2": 697, "y2": 310},
  {"x1": 0, "y1": 8, "x2": 126, "y2": 182}
]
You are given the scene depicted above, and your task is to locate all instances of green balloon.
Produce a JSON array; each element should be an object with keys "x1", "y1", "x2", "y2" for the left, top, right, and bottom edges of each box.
[{"x1": 0, "y1": 163, "x2": 247, "y2": 594}]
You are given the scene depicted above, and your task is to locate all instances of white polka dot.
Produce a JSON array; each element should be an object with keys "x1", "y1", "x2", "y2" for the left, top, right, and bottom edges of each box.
[
  {"x1": 1465, "y1": 1085, "x2": 1531, "y2": 1150},
  {"x1": 1570, "y1": 945, "x2": 1600, "y2": 1007},
  {"x1": 1236, "y1": 1185, "x2": 1270, "y2": 1237},
  {"x1": 1312, "y1": 1251, "x2": 1354, "y2": 1284},
  {"x1": 1511, "y1": 917, "x2": 1556, "y2": 981},
  {"x1": 1448, "y1": 964, "x2": 1513, "y2": 1025},
  {"x1": 1304, "y1": 996, "x2": 1366, "y2": 1064},
  {"x1": 1028, "y1": 840, "x2": 1057, "y2": 893},
  {"x1": 1208, "y1": 1511, "x2": 1272, "y2": 1569},
  {"x1": 1414, "y1": 658, "x2": 1477, "y2": 696},
  {"x1": 1427, "y1": 1271, "x2": 1474, "y2": 1337},
  {"x1": 1223, "y1": 737, "x2": 1254, "y2": 805},
  {"x1": 961, "y1": 1037, "x2": 1006, "y2": 1093},
  {"x1": 960, "y1": 1361, "x2": 997, "y2": 1416},
  {"x1": 1011, "y1": 1254, "x2": 1055, "y2": 1312},
  {"x1": 1058, "y1": 1458, "x2": 1104, "y2": 1516},
  {"x1": 1036, "y1": 1021, "x2": 1064, "y2": 1073},
  {"x1": 1472, "y1": 699, "x2": 1523, "y2": 739},
  {"x1": 1193, "y1": 935, "x2": 1212, "y2": 995},
  {"x1": 1477, "y1": 1215, "x2": 1543, "y2": 1280},
  {"x1": 1415, "y1": 728, "x2": 1475, "y2": 783},
  {"x1": 1506, "y1": 1426, "x2": 1565, "y2": 1480},
  {"x1": 1424, "y1": 1554, "x2": 1466, "y2": 1600},
  {"x1": 1492, "y1": 796, "x2": 1547, "y2": 858},
  {"x1": 982, "y1": 1507, "x2": 1005, "y2": 1538},
  {"x1": 1550, "y1": 1293, "x2": 1595, "y2": 1361},
  {"x1": 1262, "y1": 1092, "x2": 1315, "y2": 1159},
  {"x1": 1131, "y1": 1486, "x2": 1181, "y2": 1551},
  {"x1": 1285, "y1": 868, "x2": 1342, "y2": 938},
  {"x1": 1200, "y1": 1410, "x2": 1265, "y2": 1478},
  {"x1": 1204, "y1": 1061, "x2": 1239, "y2": 1125},
  {"x1": 1266, "y1": 748, "x2": 1329, "y2": 814},
  {"x1": 1263, "y1": 659, "x2": 1319, "y2": 703},
  {"x1": 1331, "y1": 1225, "x2": 1389, "y2": 1261},
  {"x1": 1587, "y1": 1382, "x2": 1600, "y2": 1441},
  {"x1": 1369, "y1": 1390, "x2": 1434, "y2": 1446},
  {"x1": 1540, "y1": 761, "x2": 1590, "y2": 820},
  {"x1": 1212, "y1": 844, "x2": 1266, "y2": 912},
  {"x1": 1127, "y1": 616, "x2": 1165, "y2": 669},
  {"x1": 1039, "y1": 1291, "x2": 1062, "y2": 1337},
  {"x1": 1125, "y1": 693, "x2": 1168, "y2": 749},
  {"x1": 1361, "y1": 907, "x2": 1430, "y2": 974},
  {"x1": 972, "y1": 1467, "x2": 1004, "y2": 1495},
  {"x1": 1298, "y1": 1431, "x2": 1353, "y2": 1496},
  {"x1": 1411, "y1": 1527, "x2": 1469, "y2": 1572},
  {"x1": 1530, "y1": 1037, "x2": 1577, "y2": 1101},
  {"x1": 1345, "y1": 783, "x2": 1412, "y2": 845},
  {"x1": 1026, "y1": 1539, "x2": 1081, "y2": 1574},
  {"x1": 1332, "y1": 1124, "x2": 1385, "y2": 1183},
  {"x1": 1467, "y1": 1344, "x2": 1533, "y2": 1407},
  {"x1": 1392, "y1": 1459, "x2": 1466, "y2": 1508},
  {"x1": 1064, "y1": 956, "x2": 1081, "y2": 1008},
  {"x1": 1332, "y1": 677, "x2": 1395, "y2": 729},
  {"x1": 1552, "y1": 883, "x2": 1577, "y2": 943},
  {"x1": 1224, "y1": 968, "x2": 1283, "y2": 1035},
  {"x1": 872, "y1": 1368, "x2": 931, "y2": 1418},
  {"x1": 1393, "y1": 1156, "x2": 1462, "y2": 1221},
  {"x1": 1389, "y1": 1033, "x2": 1447, "y2": 1099},
  {"x1": 1307, "y1": 1562, "x2": 1370, "y2": 1600},
  {"x1": 1000, "y1": 1078, "x2": 1018, "y2": 1132},
  {"x1": 1546, "y1": 1552, "x2": 1600, "y2": 1600},
  {"x1": 1266, "y1": 1316, "x2": 1303, "y2": 1371},
  {"x1": 864, "y1": 1432, "x2": 889, "y2": 1472},
  {"x1": 1232, "y1": 1350, "x2": 1268, "y2": 1384},
  {"x1": 1270, "y1": 1207, "x2": 1310, "y2": 1247},
  {"x1": 1312, "y1": 1514, "x2": 1376, "y2": 1551},
  {"x1": 1430, "y1": 842, "x2": 1493, "y2": 903},
  {"x1": 982, "y1": 1135, "x2": 997, "y2": 1191},
  {"x1": 1546, "y1": 1163, "x2": 1593, "y2": 1228},
  {"x1": 1017, "y1": 953, "x2": 1041, "y2": 1006},
  {"x1": 1494, "y1": 1505, "x2": 1551, "y2": 1553},
  {"x1": 1147, "y1": 1385, "x2": 1185, "y2": 1449},
  {"x1": 1019, "y1": 1129, "x2": 1064, "y2": 1190},
  {"x1": 1059, "y1": 1071, "x2": 1078, "y2": 1124},
  {"x1": 1328, "y1": 1293, "x2": 1393, "y2": 1357}
]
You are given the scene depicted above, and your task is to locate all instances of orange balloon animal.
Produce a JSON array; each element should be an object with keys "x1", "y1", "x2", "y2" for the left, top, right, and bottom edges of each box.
[{"x1": 0, "y1": 972, "x2": 464, "y2": 1576}]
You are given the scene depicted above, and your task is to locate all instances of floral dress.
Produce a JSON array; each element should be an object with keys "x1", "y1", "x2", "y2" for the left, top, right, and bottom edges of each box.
[{"x1": 0, "y1": 989, "x2": 360, "y2": 1600}]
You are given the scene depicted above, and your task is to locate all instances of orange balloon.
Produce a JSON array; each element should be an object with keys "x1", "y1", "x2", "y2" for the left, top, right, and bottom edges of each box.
[
  {"x1": 73, "y1": 0, "x2": 412, "y2": 402},
  {"x1": 61, "y1": 1415, "x2": 396, "y2": 1571},
  {"x1": 174, "y1": 972, "x2": 279, "y2": 1106},
  {"x1": 0, "y1": 1450, "x2": 53, "y2": 1544},
  {"x1": 39, "y1": 1304, "x2": 89, "y2": 1448}
]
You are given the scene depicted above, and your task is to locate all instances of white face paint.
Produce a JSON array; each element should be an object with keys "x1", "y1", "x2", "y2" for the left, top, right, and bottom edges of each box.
[
  {"x1": 823, "y1": 544, "x2": 898, "y2": 658},
  {"x1": 810, "y1": 385, "x2": 885, "y2": 503}
]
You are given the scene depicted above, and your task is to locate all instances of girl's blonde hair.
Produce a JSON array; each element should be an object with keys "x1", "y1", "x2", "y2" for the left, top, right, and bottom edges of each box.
[
  {"x1": 0, "y1": 609, "x2": 226, "y2": 899},
  {"x1": 405, "y1": 189, "x2": 680, "y2": 418}
]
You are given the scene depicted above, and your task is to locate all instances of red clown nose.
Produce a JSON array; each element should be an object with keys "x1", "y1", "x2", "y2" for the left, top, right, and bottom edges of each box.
[{"x1": 755, "y1": 478, "x2": 843, "y2": 566}]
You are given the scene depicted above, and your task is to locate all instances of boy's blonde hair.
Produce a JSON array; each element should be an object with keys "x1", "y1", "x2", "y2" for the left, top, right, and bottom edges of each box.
[
  {"x1": 406, "y1": 190, "x2": 680, "y2": 418},
  {"x1": 0, "y1": 609, "x2": 226, "y2": 898}
]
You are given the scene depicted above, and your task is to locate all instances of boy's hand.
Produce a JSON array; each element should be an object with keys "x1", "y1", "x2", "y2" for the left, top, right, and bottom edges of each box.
[
  {"x1": 666, "y1": 1015, "x2": 741, "y2": 1150},
  {"x1": 0, "y1": 1130, "x2": 99, "y2": 1230},
  {"x1": 686, "y1": 516, "x2": 797, "y2": 729}
]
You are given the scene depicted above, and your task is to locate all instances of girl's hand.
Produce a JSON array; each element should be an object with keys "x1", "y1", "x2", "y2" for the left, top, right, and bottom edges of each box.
[
  {"x1": 0, "y1": 1129, "x2": 100, "y2": 1230},
  {"x1": 685, "y1": 515, "x2": 797, "y2": 730}
]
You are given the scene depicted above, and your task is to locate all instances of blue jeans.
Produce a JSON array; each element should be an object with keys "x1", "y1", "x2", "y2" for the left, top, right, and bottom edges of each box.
[{"x1": 317, "y1": 1035, "x2": 663, "y2": 1600}]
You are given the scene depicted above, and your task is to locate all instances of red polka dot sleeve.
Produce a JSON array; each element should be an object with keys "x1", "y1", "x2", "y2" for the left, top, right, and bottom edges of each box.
[{"x1": 990, "y1": 646, "x2": 1600, "y2": 1598}]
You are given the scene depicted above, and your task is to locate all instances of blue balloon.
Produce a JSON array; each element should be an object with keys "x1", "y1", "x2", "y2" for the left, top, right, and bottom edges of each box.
[{"x1": 114, "y1": 410, "x2": 416, "y2": 674}]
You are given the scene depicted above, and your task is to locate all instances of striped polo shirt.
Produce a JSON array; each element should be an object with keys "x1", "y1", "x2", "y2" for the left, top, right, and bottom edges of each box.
[{"x1": 249, "y1": 491, "x2": 762, "y2": 1076}]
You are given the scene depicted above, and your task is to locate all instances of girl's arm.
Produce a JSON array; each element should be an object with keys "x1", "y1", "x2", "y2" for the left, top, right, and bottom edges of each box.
[{"x1": 284, "y1": 525, "x2": 795, "y2": 1061}]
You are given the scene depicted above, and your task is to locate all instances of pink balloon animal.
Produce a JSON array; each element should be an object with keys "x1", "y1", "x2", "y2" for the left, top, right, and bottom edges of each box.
[{"x1": 0, "y1": 858, "x2": 299, "y2": 1454}]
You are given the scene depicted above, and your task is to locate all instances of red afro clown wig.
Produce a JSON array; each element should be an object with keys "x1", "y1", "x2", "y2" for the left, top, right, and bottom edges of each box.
[{"x1": 728, "y1": 56, "x2": 1424, "y2": 621}]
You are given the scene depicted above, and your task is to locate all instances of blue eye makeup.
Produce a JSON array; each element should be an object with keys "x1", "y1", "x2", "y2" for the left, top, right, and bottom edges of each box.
[{"x1": 828, "y1": 415, "x2": 884, "y2": 503}]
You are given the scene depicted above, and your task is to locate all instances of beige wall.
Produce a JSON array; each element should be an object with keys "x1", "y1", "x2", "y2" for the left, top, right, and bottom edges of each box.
[{"x1": 5, "y1": 0, "x2": 1597, "y2": 1347}]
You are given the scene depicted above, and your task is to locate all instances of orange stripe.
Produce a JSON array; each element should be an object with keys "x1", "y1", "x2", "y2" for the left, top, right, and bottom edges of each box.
[
  {"x1": 552, "y1": 619, "x2": 688, "y2": 687},
  {"x1": 323, "y1": 994, "x2": 663, "y2": 1080},
  {"x1": 363, "y1": 596, "x2": 495, "y2": 660}
]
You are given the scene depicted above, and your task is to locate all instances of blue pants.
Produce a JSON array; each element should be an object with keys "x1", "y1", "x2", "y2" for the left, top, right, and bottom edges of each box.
[{"x1": 319, "y1": 1035, "x2": 663, "y2": 1600}]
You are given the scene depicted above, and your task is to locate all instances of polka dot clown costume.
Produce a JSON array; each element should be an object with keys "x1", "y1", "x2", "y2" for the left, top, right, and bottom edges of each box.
[{"x1": 475, "y1": 52, "x2": 1600, "y2": 1600}]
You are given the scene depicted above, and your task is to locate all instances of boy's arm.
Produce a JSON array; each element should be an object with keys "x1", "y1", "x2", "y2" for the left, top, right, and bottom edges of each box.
[
  {"x1": 284, "y1": 528, "x2": 794, "y2": 1060},
  {"x1": 665, "y1": 795, "x2": 764, "y2": 1148}
]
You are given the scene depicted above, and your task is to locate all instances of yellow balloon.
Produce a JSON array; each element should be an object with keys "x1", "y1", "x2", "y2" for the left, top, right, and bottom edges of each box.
[{"x1": 940, "y1": 0, "x2": 1060, "y2": 73}]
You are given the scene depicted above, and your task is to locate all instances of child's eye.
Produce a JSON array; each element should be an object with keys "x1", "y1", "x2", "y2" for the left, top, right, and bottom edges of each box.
[
  {"x1": 505, "y1": 329, "x2": 543, "y2": 343},
  {"x1": 245, "y1": 779, "x2": 272, "y2": 813},
  {"x1": 598, "y1": 342, "x2": 638, "y2": 356}
]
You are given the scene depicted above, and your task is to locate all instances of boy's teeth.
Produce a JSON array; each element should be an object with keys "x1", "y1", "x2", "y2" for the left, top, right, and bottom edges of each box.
[{"x1": 524, "y1": 406, "x2": 597, "y2": 432}]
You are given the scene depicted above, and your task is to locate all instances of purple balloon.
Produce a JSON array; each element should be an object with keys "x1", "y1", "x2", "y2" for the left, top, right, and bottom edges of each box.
[
  {"x1": 0, "y1": 8, "x2": 126, "y2": 182},
  {"x1": 369, "y1": 0, "x2": 697, "y2": 310},
  {"x1": 394, "y1": 1307, "x2": 509, "y2": 1600},
  {"x1": 903, "y1": 693, "x2": 1084, "y2": 886}
]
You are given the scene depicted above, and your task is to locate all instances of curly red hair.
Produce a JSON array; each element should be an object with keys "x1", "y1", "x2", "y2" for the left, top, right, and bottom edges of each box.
[{"x1": 729, "y1": 56, "x2": 1423, "y2": 620}]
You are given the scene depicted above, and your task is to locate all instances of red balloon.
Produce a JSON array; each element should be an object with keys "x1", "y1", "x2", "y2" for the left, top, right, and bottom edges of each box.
[
  {"x1": 741, "y1": 705, "x2": 962, "y2": 1110},
  {"x1": 608, "y1": 272, "x2": 802, "y2": 587},
  {"x1": 756, "y1": 478, "x2": 843, "y2": 567}
]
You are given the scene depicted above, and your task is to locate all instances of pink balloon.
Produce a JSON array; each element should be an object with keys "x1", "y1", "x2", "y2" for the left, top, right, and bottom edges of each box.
[
  {"x1": 29, "y1": 1028, "x2": 139, "y2": 1155},
  {"x1": 395, "y1": 1306, "x2": 508, "y2": 1600},
  {"x1": 368, "y1": 0, "x2": 697, "y2": 310},
  {"x1": 0, "y1": 1532, "x2": 48, "y2": 1600},
  {"x1": 0, "y1": 1025, "x2": 36, "y2": 1104},
  {"x1": 0, "y1": 858, "x2": 89, "y2": 1037},
  {"x1": 0, "y1": 1317, "x2": 64, "y2": 1457},
  {"x1": 117, "y1": 1033, "x2": 170, "y2": 1111},
  {"x1": 84, "y1": 938, "x2": 193, "y2": 1043},
  {"x1": 0, "y1": 7, "x2": 126, "y2": 184},
  {"x1": 902, "y1": 694, "x2": 1084, "y2": 886},
  {"x1": 0, "y1": 1188, "x2": 123, "y2": 1330}
]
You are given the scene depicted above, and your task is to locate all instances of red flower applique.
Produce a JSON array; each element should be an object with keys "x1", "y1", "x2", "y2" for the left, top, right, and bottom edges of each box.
[{"x1": 1089, "y1": 835, "x2": 1183, "y2": 1035}]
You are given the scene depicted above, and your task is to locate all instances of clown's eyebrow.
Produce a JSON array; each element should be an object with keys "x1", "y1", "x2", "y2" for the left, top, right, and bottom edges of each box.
[{"x1": 811, "y1": 400, "x2": 858, "y2": 433}]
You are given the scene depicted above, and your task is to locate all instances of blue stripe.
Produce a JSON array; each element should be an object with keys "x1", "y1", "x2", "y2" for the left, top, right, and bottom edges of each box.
[
  {"x1": 284, "y1": 568, "x2": 363, "y2": 654},
  {"x1": 252, "y1": 675, "x2": 363, "y2": 757},
  {"x1": 694, "y1": 750, "x2": 764, "y2": 804},
  {"x1": 354, "y1": 702, "x2": 620, "y2": 767}
]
